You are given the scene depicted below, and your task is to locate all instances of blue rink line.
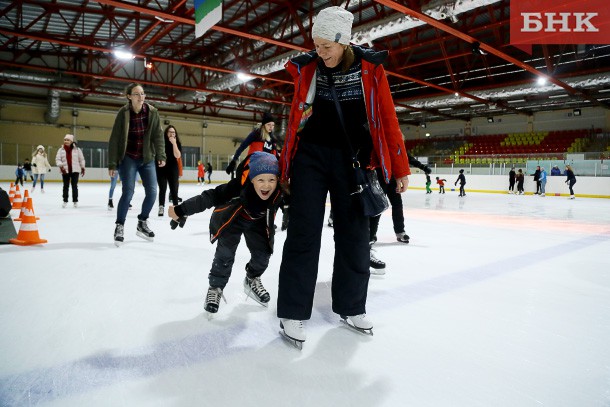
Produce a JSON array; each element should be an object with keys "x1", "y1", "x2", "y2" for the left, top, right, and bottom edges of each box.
[
  {"x1": 1, "y1": 232, "x2": 608, "y2": 405},
  {"x1": 369, "y1": 231, "x2": 610, "y2": 310}
]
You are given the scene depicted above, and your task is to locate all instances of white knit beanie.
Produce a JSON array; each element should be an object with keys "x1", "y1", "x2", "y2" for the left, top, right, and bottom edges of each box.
[{"x1": 311, "y1": 6, "x2": 353, "y2": 45}]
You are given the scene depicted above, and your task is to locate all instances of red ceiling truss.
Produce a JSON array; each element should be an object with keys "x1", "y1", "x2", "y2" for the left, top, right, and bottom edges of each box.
[{"x1": 0, "y1": 0, "x2": 608, "y2": 124}]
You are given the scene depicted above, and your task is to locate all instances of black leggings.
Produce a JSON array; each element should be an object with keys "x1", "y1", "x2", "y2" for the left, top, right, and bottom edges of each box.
[
  {"x1": 568, "y1": 179, "x2": 576, "y2": 195},
  {"x1": 62, "y1": 172, "x2": 79, "y2": 202},
  {"x1": 156, "y1": 163, "x2": 180, "y2": 206}
]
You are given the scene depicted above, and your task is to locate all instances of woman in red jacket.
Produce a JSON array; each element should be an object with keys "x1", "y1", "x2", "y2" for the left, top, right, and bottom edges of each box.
[{"x1": 277, "y1": 6, "x2": 410, "y2": 347}]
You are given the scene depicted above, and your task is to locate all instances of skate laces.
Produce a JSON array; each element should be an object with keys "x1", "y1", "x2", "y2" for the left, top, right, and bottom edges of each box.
[
  {"x1": 206, "y1": 287, "x2": 225, "y2": 305},
  {"x1": 138, "y1": 220, "x2": 152, "y2": 233},
  {"x1": 248, "y1": 276, "x2": 268, "y2": 297}
]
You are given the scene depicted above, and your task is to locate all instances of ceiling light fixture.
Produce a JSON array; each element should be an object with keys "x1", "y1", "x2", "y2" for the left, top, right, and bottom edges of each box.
[
  {"x1": 573, "y1": 108, "x2": 582, "y2": 116},
  {"x1": 537, "y1": 77, "x2": 547, "y2": 86},
  {"x1": 237, "y1": 72, "x2": 254, "y2": 82},
  {"x1": 113, "y1": 49, "x2": 135, "y2": 60},
  {"x1": 487, "y1": 117, "x2": 494, "y2": 123}
]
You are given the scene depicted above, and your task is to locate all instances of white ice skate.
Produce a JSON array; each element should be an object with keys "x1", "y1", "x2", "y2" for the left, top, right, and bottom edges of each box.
[
  {"x1": 340, "y1": 314, "x2": 373, "y2": 336},
  {"x1": 279, "y1": 319, "x2": 306, "y2": 350}
]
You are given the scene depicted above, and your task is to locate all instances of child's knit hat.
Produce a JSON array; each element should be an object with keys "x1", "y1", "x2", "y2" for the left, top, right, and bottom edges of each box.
[{"x1": 248, "y1": 152, "x2": 279, "y2": 180}]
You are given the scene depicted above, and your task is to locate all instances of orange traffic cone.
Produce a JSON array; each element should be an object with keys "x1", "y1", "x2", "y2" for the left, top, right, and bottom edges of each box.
[
  {"x1": 8, "y1": 182, "x2": 15, "y2": 205},
  {"x1": 15, "y1": 190, "x2": 39, "y2": 222},
  {"x1": 9, "y1": 194, "x2": 47, "y2": 245},
  {"x1": 12, "y1": 184, "x2": 23, "y2": 211}
]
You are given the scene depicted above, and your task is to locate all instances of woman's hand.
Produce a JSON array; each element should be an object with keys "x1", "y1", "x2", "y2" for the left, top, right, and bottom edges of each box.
[
  {"x1": 168, "y1": 205, "x2": 179, "y2": 221},
  {"x1": 395, "y1": 176, "x2": 409, "y2": 193}
]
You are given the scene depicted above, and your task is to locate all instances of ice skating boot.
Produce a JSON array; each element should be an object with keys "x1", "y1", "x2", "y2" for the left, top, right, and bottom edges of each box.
[
  {"x1": 280, "y1": 319, "x2": 306, "y2": 350},
  {"x1": 108, "y1": 199, "x2": 114, "y2": 210},
  {"x1": 396, "y1": 232, "x2": 410, "y2": 244},
  {"x1": 243, "y1": 275, "x2": 270, "y2": 306},
  {"x1": 340, "y1": 314, "x2": 373, "y2": 336},
  {"x1": 569, "y1": 195, "x2": 575, "y2": 199},
  {"x1": 136, "y1": 219, "x2": 155, "y2": 241},
  {"x1": 204, "y1": 286, "x2": 226, "y2": 316},
  {"x1": 369, "y1": 244, "x2": 386, "y2": 275},
  {"x1": 114, "y1": 223, "x2": 124, "y2": 247},
  {"x1": 158, "y1": 205, "x2": 164, "y2": 216}
]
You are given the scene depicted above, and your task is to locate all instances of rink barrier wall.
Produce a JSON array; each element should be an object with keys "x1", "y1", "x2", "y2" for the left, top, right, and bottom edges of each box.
[{"x1": 1, "y1": 166, "x2": 609, "y2": 198}]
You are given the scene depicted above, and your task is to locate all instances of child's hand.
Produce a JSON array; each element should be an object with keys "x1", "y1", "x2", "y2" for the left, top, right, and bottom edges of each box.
[{"x1": 168, "y1": 205, "x2": 179, "y2": 221}]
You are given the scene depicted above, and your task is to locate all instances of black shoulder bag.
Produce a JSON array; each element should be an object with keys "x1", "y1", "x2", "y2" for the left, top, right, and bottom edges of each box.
[{"x1": 328, "y1": 77, "x2": 388, "y2": 217}]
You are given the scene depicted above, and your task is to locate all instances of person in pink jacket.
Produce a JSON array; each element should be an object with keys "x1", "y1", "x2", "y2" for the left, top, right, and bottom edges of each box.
[{"x1": 55, "y1": 134, "x2": 86, "y2": 208}]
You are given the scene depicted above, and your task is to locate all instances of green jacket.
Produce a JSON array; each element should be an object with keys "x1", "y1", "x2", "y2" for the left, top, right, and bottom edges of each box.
[{"x1": 108, "y1": 102, "x2": 166, "y2": 170}]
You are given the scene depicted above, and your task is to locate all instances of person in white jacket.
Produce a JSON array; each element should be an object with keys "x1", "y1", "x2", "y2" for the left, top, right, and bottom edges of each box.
[
  {"x1": 32, "y1": 145, "x2": 52, "y2": 193},
  {"x1": 55, "y1": 134, "x2": 86, "y2": 208}
]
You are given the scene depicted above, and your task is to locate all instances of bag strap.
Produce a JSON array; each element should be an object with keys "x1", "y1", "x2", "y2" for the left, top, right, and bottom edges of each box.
[{"x1": 327, "y1": 75, "x2": 360, "y2": 168}]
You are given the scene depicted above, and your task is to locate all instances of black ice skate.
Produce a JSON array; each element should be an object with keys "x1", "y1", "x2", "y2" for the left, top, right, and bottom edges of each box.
[
  {"x1": 340, "y1": 314, "x2": 373, "y2": 336},
  {"x1": 136, "y1": 219, "x2": 155, "y2": 241},
  {"x1": 279, "y1": 319, "x2": 306, "y2": 350},
  {"x1": 396, "y1": 232, "x2": 410, "y2": 244},
  {"x1": 114, "y1": 223, "x2": 124, "y2": 247},
  {"x1": 369, "y1": 248, "x2": 386, "y2": 275},
  {"x1": 108, "y1": 199, "x2": 114, "y2": 210},
  {"x1": 204, "y1": 286, "x2": 226, "y2": 318},
  {"x1": 243, "y1": 276, "x2": 270, "y2": 306}
]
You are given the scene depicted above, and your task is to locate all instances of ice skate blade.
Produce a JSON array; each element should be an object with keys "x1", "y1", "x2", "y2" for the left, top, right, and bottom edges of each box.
[
  {"x1": 340, "y1": 319, "x2": 374, "y2": 336},
  {"x1": 114, "y1": 240, "x2": 123, "y2": 248},
  {"x1": 136, "y1": 231, "x2": 154, "y2": 241},
  {"x1": 243, "y1": 288, "x2": 270, "y2": 307},
  {"x1": 370, "y1": 268, "x2": 386, "y2": 276},
  {"x1": 279, "y1": 330, "x2": 304, "y2": 350}
]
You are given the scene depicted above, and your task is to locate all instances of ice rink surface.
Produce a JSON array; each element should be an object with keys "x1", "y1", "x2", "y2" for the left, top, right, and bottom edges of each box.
[{"x1": 1, "y1": 181, "x2": 610, "y2": 407}]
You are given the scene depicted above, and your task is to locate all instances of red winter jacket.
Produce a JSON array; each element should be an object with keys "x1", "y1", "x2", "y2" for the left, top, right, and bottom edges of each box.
[{"x1": 279, "y1": 46, "x2": 410, "y2": 185}]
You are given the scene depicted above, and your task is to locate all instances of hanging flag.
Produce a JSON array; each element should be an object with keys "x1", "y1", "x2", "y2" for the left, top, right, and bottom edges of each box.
[{"x1": 195, "y1": 0, "x2": 222, "y2": 38}]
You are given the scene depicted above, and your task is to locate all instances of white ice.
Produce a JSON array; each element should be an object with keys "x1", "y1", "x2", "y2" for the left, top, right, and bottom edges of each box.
[{"x1": 1, "y1": 182, "x2": 610, "y2": 407}]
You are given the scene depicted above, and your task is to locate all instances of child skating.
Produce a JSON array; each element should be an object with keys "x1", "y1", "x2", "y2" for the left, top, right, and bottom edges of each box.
[
  {"x1": 425, "y1": 173, "x2": 432, "y2": 194},
  {"x1": 168, "y1": 152, "x2": 284, "y2": 316},
  {"x1": 455, "y1": 169, "x2": 466, "y2": 197},
  {"x1": 436, "y1": 177, "x2": 447, "y2": 194}
]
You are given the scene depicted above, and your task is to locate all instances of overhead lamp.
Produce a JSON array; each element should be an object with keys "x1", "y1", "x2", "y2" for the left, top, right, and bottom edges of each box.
[
  {"x1": 113, "y1": 49, "x2": 135, "y2": 60},
  {"x1": 144, "y1": 58, "x2": 153, "y2": 70},
  {"x1": 420, "y1": 123, "x2": 427, "y2": 128},
  {"x1": 487, "y1": 117, "x2": 494, "y2": 123},
  {"x1": 573, "y1": 108, "x2": 581, "y2": 116},
  {"x1": 425, "y1": 132, "x2": 431, "y2": 137},
  {"x1": 237, "y1": 72, "x2": 254, "y2": 82},
  {"x1": 537, "y1": 77, "x2": 547, "y2": 86}
]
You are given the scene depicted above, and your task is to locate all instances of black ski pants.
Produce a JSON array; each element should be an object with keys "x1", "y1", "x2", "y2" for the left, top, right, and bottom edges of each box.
[
  {"x1": 369, "y1": 168, "x2": 405, "y2": 241},
  {"x1": 62, "y1": 172, "x2": 79, "y2": 202},
  {"x1": 209, "y1": 216, "x2": 271, "y2": 289},
  {"x1": 277, "y1": 142, "x2": 370, "y2": 320},
  {"x1": 156, "y1": 162, "x2": 180, "y2": 207}
]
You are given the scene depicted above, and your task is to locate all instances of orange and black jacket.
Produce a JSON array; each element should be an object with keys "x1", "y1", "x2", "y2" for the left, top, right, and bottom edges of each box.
[{"x1": 173, "y1": 164, "x2": 284, "y2": 252}]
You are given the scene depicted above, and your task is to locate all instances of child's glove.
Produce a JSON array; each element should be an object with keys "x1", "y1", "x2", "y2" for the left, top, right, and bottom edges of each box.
[
  {"x1": 170, "y1": 217, "x2": 187, "y2": 230},
  {"x1": 225, "y1": 159, "x2": 237, "y2": 175}
]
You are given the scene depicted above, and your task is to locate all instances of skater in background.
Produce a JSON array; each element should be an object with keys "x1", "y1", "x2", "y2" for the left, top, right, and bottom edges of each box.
[
  {"x1": 516, "y1": 169, "x2": 525, "y2": 195},
  {"x1": 455, "y1": 169, "x2": 466, "y2": 197},
  {"x1": 276, "y1": 6, "x2": 410, "y2": 346},
  {"x1": 508, "y1": 167, "x2": 516, "y2": 194},
  {"x1": 206, "y1": 162, "x2": 213, "y2": 184},
  {"x1": 551, "y1": 165, "x2": 561, "y2": 176},
  {"x1": 539, "y1": 166, "x2": 547, "y2": 197},
  {"x1": 565, "y1": 165, "x2": 576, "y2": 199},
  {"x1": 14, "y1": 163, "x2": 24, "y2": 186},
  {"x1": 225, "y1": 112, "x2": 278, "y2": 176},
  {"x1": 533, "y1": 165, "x2": 541, "y2": 195},
  {"x1": 23, "y1": 158, "x2": 33, "y2": 183},
  {"x1": 108, "y1": 170, "x2": 119, "y2": 210},
  {"x1": 156, "y1": 125, "x2": 182, "y2": 217},
  {"x1": 168, "y1": 152, "x2": 283, "y2": 315},
  {"x1": 56, "y1": 134, "x2": 85, "y2": 208},
  {"x1": 425, "y1": 173, "x2": 432, "y2": 194},
  {"x1": 108, "y1": 82, "x2": 166, "y2": 245},
  {"x1": 436, "y1": 176, "x2": 446, "y2": 193},
  {"x1": 31, "y1": 145, "x2": 52, "y2": 193},
  {"x1": 197, "y1": 160, "x2": 205, "y2": 185}
]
